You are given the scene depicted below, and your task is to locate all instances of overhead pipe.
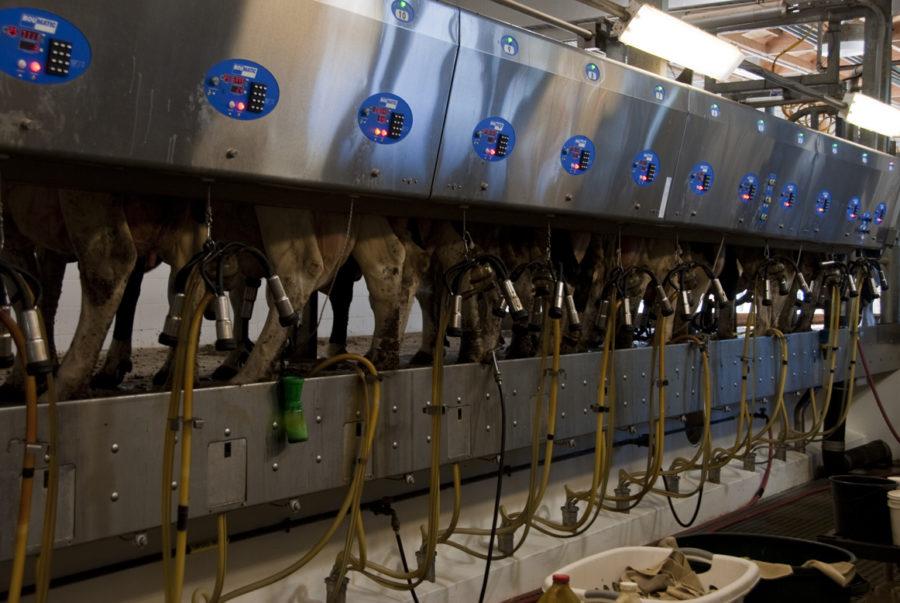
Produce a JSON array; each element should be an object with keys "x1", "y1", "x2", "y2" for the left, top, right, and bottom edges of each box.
[
  {"x1": 486, "y1": 0, "x2": 595, "y2": 40},
  {"x1": 679, "y1": 1, "x2": 787, "y2": 32},
  {"x1": 571, "y1": 0, "x2": 631, "y2": 21},
  {"x1": 738, "y1": 60, "x2": 847, "y2": 109}
]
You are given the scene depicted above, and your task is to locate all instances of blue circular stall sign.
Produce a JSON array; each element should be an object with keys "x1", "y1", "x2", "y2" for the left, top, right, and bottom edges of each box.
[
  {"x1": 391, "y1": 0, "x2": 415, "y2": 23},
  {"x1": 779, "y1": 182, "x2": 799, "y2": 209},
  {"x1": 472, "y1": 116, "x2": 515, "y2": 162},
  {"x1": 500, "y1": 34, "x2": 519, "y2": 56},
  {"x1": 815, "y1": 190, "x2": 832, "y2": 216},
  {"x1": 0, "y1": 7, "x2": 91, "y2": 84},
  {"x1": 358, "y1": 93, "x2": 413, "y2": 144},
  {"x1": 631, "y1": 150, "x2": 660, "y2": 187},
  {"x1": 203, "y1": 59, "x2": 280, "y2": 120},
  {"x1": 688, "y1": 162, "x2": 715, "y2": 196},
  {"x1": 874, "y1": 202, "x2": 888, "y2": 225},
  {"x1": 585, "y1": 62, "x2": 601, "y2": 82},
  {"x1": 846, "y1": 196, "x2": 861, "y2": 222},
  {"x1": 560, "y1": 135, "x2": 596, "y2": 176},
  {"x1": 738, "y1": 173, "x2": 759, "y2": 204}
]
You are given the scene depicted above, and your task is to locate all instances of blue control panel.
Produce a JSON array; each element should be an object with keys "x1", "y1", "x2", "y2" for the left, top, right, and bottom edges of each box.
[
  {"x1": 847, "y1": 197, "x2": 862, "y2": 222},
  {"x1": 757, "y1": 173, "x2": 777, "y2": 223},
  {"x1": 815, "y1": 190, "x2": 832, "y2": 216},
  {"x1": 560, "y1": 135, "x2": 595, "y2": 176},
  {"x1": 472, "y1": 117, "x2": 515, "y2": 161},
  {"x1": 203, "y1": 59, "x2": 279, "y2": 120},
  {"x1": 688, "y1": 162, "x2": 714, "y2": 196},
  {"x1": 631, "y1": 150, "x2": 660, "y2": 187},
  {"x1": 391, "y1": 0, "x2": 415, "y2": 23},
  {"x1": 858, "y1": 212, "x2": 872, "y2": 234},
  {"x1": 0, "y1": 7, "x2": 90, "y2": 84},
  {"x1": 874, "y1": 203, "x2": 888, "y2": 225},
  {"x1": 737, "y1": 173, "x2": 759, "y2": 204},
  {"x1": 779, "y1": 182, "x2": 798, "y2": 209},
  {"x1": 358, "y1": 93, "x2": 413, "y2": 144},
  {"x1": 846, "y1": 197, "x2": 861, "y2": 222}
]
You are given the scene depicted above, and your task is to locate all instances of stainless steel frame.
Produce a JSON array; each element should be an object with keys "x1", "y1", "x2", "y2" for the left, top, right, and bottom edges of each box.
[
  {"x1": 0, "y1": 0, "x2": 895, "y2": 250},
  {"x1": 2, "y1": 325, "x2": 898, "y2": 561}
]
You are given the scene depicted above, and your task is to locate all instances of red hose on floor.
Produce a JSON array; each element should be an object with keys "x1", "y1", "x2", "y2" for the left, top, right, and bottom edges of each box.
[{"x1": 856, "y1": 340, "x2": 900, "y2": 445}]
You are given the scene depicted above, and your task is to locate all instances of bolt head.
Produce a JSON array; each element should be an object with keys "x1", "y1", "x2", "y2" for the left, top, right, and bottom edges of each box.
[
  {"x1": 224, "y1": 428, "x2": 231, "y2": 436},
  {"x1": 272, "y1": 462, "x2": 279, "y2": 472},
  {"x1": 110, "y1": 492, "x2": 119, "y2": 502},
  {"x1": 111, "y1": 443, "x2": 119, "y2": 453}
]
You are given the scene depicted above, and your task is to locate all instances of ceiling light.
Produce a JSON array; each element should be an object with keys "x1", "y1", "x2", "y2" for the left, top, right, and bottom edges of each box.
[
  {"x1": 619, "y1": 4, "x2": 745, "y2": 80},
  {"x1": 842, "y1": 92, "x2": 900, "y2": 138}
]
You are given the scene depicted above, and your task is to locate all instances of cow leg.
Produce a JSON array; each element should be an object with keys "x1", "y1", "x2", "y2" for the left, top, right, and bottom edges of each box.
[
  {"x1": 231, "y1": 207, "x2": 325, "y2": 384},
  {"x1": 91, "y1": 257, "x2": 148, "y2": 388},
  {"x1": 409, "y1": 271, "x2": 437, "y2": 366},
  {"x1": 352, "y1": 218, "x2": 406, "y2": 370},
  {"x1": 326, "y1": 257, "x2": 360, "y2": 357},
  {"x1": 56, "y1": 191, "x2": 137, "y2": 400}
]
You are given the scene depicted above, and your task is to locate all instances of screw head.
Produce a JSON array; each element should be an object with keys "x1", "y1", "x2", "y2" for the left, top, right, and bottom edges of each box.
[
  {"x1": 171, "y1": 481, "x2": 178, "y2": 490},
  {"x1": 111, "y1": 443, "x2": 119, "y2": 453},
  {"x1": 224, "y1": 428, "x2": 231, "y2": 436},
  {"x1": 392, "y1": 405, "x2": 398, "y2": 413},
  {"x1": 316, "y1": 415, "x2": 323, "y2": 423},
  {"x1": 272, "y1": 462, "x2": 279, "y2": 472},
  {"x1": 316, "y1": 455, "x2": 322, "y2": 463},
  {"x1": 110, "y1": 492, "x2": 119, "y2": 502},
  {"x1": 486, "y1": 425, "x2": 491, "y2": 432},
  {"x1": 392, "y1": 441, "x2": 399, "y2": 449},
  {"x1": 272, "y1": 421, "x2": 279, "y2": 430}
]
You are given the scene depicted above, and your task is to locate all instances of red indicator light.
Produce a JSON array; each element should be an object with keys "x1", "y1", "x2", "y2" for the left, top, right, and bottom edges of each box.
[
  {"x1": 28, "y1": 61, "x2": 41, "y2": 73},
  {"x1": 742, "y1": 194, "x2": 749, "y2": 200},
  {"x1": 236, "y1": 101, "x2": 245, "y2": 111},
  {"x1": 640, "y1": 175, "x2": 647, "y2": 181},
  {"x1": 488, "y1": 149, "x2": 496, "y2": 156},
  {"x1": 3, "y1": 25, "x2": 16, "y2": 37},
  {"x1": 696, "y1": 185, "x2": 703, "y2": 191}
]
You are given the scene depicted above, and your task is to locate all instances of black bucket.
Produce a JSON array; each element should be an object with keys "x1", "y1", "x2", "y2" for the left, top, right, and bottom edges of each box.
[
  {"x1": 677, "y1": 533, "x2": 868, "y2": 602},
  {"x1": 830, "y1": 474, "x2": 894, "y2": 544}
]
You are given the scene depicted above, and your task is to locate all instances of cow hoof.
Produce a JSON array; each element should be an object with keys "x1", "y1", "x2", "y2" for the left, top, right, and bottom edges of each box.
[
  {"x1": 367, "y1": 350, "x2": 399, "y2": 371},
  {"x1": 152, "y1": 367, "x2": 171, "y2": 387},
  {"x1": 91, "y1": 360, "x2": 134, "y2": 389},
  {"x1": 409, "y1": 351, "x2": 434, "y2": 367},
  {"x1": 211, "y1": 364, "x2": 239, "y2": 382}
]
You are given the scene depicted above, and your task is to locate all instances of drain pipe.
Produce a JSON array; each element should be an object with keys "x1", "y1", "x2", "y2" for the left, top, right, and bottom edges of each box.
[
  {"x1": 680, "y1": 1, "x2": 787, "y2": 31},
  {"x1": 571, "y1": 0, "x2": 631, "y2": 21}
]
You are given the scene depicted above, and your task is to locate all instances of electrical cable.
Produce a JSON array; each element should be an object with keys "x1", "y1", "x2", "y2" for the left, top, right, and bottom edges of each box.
[{"x1": 478, "y1": 351, "x2": 507, "y2": 603}]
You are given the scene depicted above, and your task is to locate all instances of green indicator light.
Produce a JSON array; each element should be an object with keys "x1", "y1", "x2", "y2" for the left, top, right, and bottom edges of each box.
[
  {"x1": 506, "y1": 37, "x2": 513, "y2": 43},
  {"x1": 400, "y1": 1, "x2": 407, "y2": 6}
]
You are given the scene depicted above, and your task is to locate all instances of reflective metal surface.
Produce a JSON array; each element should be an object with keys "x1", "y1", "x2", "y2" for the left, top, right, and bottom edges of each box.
[
  {"x1": 2, "y1": 325, "x2": 894, "y2": 560},
  {"x1": 0, "y1": 0, "x2": 896, "y2": 249},
  {"x1": 0, "y1": 0, "x2": 459, "y2": 198}
]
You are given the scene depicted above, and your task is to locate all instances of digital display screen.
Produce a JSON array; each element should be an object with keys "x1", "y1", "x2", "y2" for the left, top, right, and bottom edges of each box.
[
  {"x1": 231, "y1": 85, "x2": 244, "y2": 94},
  {"x1": 231, "y1": 75, "x2": 245, "y2": 85},
  {"x1": 18, "y1": 39, "x2": 37, "y2": 51},
  {"x1": 21, "y1": 29, "x2": 40, "y2": 41}
]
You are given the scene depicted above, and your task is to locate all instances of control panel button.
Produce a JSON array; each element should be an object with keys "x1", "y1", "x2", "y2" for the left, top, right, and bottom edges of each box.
[
  {"x1": 203, "y1": 59, "x2": 280, "y2": 121},
  {"x1": 358, "y1": 93, "x2": 413, "y2": 145},
  {"x1": 846, "y1": 197, "x2": 861, "y2": 222},
  {"x1": 472, "y1": 116, "x2": 516, "y2": 162},
  {"x1": 560, "y1": 135, "x2": 596, "y2": 176},
  {"x1": 737, "y1": 173, "x2": 759, "y2": 204},
  {"x1": 757, "y1": 172, "x2": 777, "y2": 223},
  {"x1": 815, "y1": 190, "x2": 832, "y2": 216},
  {"x1": 0, "y1": 7, "x2": 91, "y2": 84},
  {"x1": 779, "y1": 182, "x2": 798, "y2": 209},
  {"x1": 687, "y1": 162, "x2": 714, "y2": 196},
  {"x1": 631, "y1": 150, "x2": 660, "y2": 187},
  {"x1": 874, "y1": 202, "x2": 887, "y2": 225}
]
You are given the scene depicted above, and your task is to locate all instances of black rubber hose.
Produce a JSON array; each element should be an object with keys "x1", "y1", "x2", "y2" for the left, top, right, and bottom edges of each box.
[
  {"x1": 391, "y1": 515, "x2": 420, "y2": 603},
  {"x1": 478, "y1": 354, "x2": 507, "y2": 603},
  {"x1": 662, "y1": 474, "x2": 705, "y2": 529}
]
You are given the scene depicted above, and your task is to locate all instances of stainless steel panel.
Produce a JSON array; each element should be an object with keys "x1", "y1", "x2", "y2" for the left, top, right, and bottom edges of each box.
[
  {"x1": 206, "y1": 439, "x2": 247, "y2": 510},
  {"x1": 26, "y1": 465, "x2": 75, "y2": 553},
  {"x1": 0, "y1": 326, "x2": 890, "y2": 558},
  {"x1": 432, "y1": 11, "x2": 689, "y2": 222},
  {"x1": 806, "y1": 132, "x2": 898, "y2": 248},
  {"x1": 665, "y1": 91, "x2": 817, "y2": 242},
  {"x1": 0, "y1": 0, "x2": 459, "y2": 198}
]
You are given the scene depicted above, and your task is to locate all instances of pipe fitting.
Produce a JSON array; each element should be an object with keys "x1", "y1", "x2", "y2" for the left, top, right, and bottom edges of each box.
[
  {"x1": 623, "y1": 296, "x2": 633, "y2": 327},
  {"x1": 550, "y1": 279, "x2": 565, "y2": 319},
  {"x1": 528, "y1": 297, "x2": 544, "y2": 332},
  {"x1": 267, "y1": 275, "x2": 299, "y2": 327},
  {"x1": 501, "y1": 279, "x2": 528, "y2": 321},
  {"x1": 565, "y1": 293, "x2": 581, "y2": 332},
  {"x1": 21, "y1": 308, "x2": 52, "y2": 375},
  {"x1": 763, "y1": 279, "x2": 774, "y2": 306},
  {"x1": 214, "y1": 294, "x2": 237, "y2": 351},
  {"x1": 447, "y1": 294, "x2": 464, "y2": 337},
  {"x1": 656, "y1": 285, "x2": 674, "y2": 317},
  {"x1": 240, "y1": 278, "x2": 261, "y2": 320},
  {"x1": 159, "y1": 292, "x2": 186, "y2": 347}
]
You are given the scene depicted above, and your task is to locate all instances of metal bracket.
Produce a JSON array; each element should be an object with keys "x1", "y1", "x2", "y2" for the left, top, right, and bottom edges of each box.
[
  {"x1": 614, "y1": 483, "x2": 631, "y2": 513},
  {"x1": 561, "y1": 500, "x2": 579, "y2": 527},
  {"x1": 742, "y1": 451, "x2": 757, "y2": 472},
  {"x1": 416, "y1": 544, "x2": 436, "y2": 583},
  {"x1": 324, "y1": 568, "x2": 348, "y2": 603},
  {"x1": 497, "y1": 520, "x2": 515, "y2": 557},
  {"x1": 422, "y1": 403, "x2": 446, "y2": 416},
  {"x1": 708, "y1": 465, "x2": 721, "y2": 484},
  {"x1": 667, "y1": 474, "x2": 681, "y2": 495}
]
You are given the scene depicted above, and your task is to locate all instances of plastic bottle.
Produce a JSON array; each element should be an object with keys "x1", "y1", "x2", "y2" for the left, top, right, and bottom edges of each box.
[
  {"x1": 615, "y1": 581, "x2": 642, "y2": 603},
  {"x1": 538, "y1": 574, "x2": 580, "y2": 603},
  {"x1": 279, "y1": 375, "x2": 309, "y2": 443}
]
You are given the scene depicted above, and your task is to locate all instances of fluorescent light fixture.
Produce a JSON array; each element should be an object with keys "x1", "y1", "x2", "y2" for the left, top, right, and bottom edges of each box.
[
  {"x1": 619, "y1": 4, "x2": 744, "y2": 80},
  {"x1": 843, "y1": 92, "x2": 900, "y2": 138}
]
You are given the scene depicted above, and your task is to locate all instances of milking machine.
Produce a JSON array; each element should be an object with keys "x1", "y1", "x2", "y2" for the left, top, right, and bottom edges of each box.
[{"x1": 0, "y1": 257, "x2": 58, "y2": 603}]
